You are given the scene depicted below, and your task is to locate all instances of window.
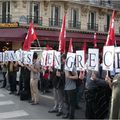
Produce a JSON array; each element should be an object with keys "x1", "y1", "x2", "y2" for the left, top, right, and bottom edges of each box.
[
  {"x1": 71, "y1": 8, "x2": 79, "y2": 27},
  {"x1": 30, "y1": 2, "x2": 40, "y2": 24},
  {"x1": 2, "y1": 1, "x2": 10, "y2": 23},
  {"x1": 89, "y1": 0, "x2": 98, "y2": 3},
  {"x1": 88, "y1": 12, "x2": 96, "y2": 29},
  {"x1": 107, "y1": 0, "x2": 111, "y2": 4},
  {"x1": 107, "y1": 14, "x2": 110, "y2": 29},
  {"x1": 51, "y1": 5, "x2": 60, "y2": 26}
]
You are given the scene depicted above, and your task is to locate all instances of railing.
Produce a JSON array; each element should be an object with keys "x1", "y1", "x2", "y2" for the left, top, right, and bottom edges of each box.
[
  {"x1": 87, "y1": 23, "x2": 98, "y2": 31},
  {"x1": 0, "y1": 15, "x2": 12, "y2": 23},
  {"x1": 27, "y1": 16, "x2": 42, "y2": 26},
  {"x1": 68, "y1": 20, "x2": 81, "y2": 29},
  {"x1": 104, "y1": 25, "x2": 109, "y2": 32},
  {"x1": 49, "y1": 18, "x2": 62, "y2": 27},
  {"x1": 80, "y1": 0, "x2": 120, "y2": 10}
]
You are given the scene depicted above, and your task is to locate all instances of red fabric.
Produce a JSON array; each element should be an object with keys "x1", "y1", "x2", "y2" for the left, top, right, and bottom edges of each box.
[
  {"x1": 105, "y1": 11, "x2": 116, "y2": 46},
  {"x1": 46, "y1": 44, "x2": 52, "y2": 50},
  {"x1": 43, "y1": 73, "x2": 49, "y2": 79},
  {"x1": 93, "y1": 32, "x2": 97, "y2": 48},
  {"x1": 68, "y1": 38, "x2": 73, "y2": 52},
  {"x1": 23, "y1": 21, "x2": 37, "y2": 51},
  {"x1": 58, "y1": 15, "x2": 66, "y2": 53},
  {"x1": 82, "y1": 40, "x2": 87, "y2": 62}
]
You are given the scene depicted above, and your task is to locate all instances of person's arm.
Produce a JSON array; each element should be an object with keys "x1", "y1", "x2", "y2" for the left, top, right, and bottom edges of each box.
[
  {"x1": 13, "y1": 61, "x2": 18, "y2": 67},
  {"x1": 29, "y1": 64, "x2": 39, "y2": 73},
  {"x1": 105, "y1": 76, "x2": 112, "y2": 89},
  {"x1": 79, "y1": 71, "x2": 85, "y2": 80},
  {"x1": 65, "y1": 71, "x2": 78, "y2": 80}
]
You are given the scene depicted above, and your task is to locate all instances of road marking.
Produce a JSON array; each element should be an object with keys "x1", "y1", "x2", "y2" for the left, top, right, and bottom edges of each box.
[
  {"x1": 0, "y1": 100, "x2": 14, "y2": 105},
  {"x1": 0, "y1": 94, "x2": 5, "y2": 97},
  {"x1": 40, "y1": 94, "x2": 54, "y2": 100},
  {"x1": 0, "y1": 110, "x2": 29, "y2": 118}
]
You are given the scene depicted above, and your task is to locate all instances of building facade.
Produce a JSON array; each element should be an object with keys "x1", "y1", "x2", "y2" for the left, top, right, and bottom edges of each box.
[{"x1": 0, "y1": 0, "x2": 120, "y2": 52}]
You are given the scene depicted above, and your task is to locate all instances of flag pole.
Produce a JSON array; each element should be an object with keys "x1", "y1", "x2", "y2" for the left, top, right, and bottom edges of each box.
[{"x1": 36, "y1": 39, "x2": 41, "y2": 48}]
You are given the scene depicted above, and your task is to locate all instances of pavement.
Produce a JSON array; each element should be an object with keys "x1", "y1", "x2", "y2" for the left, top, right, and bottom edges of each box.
[{"x1": 0, "y1": 86, "x2": 86, "y2": 119}]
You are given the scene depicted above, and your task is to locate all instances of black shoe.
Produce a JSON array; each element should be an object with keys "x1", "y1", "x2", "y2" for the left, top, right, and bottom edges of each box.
[
  {"x1": 48, "y1": 109, "x2": 58, "y2": 113},
  {"x1": 28, "y1": 100, "x2": 33, "y2": 103},
  {"x1": 1, "y1": 86, "x2": 4, "y2": 88},
  {"x1": 62, "y1": 114, "x2": 69, "y2": 119},
  {"x1": 56, "y1": 112, "x2": 63, "y2": 116},
  {"x1": 9, "y1": 92, "x2": 14, "y2": 95},
  {"x1": 69, "y1": 116, "x2": 74, "y2": 119},
  {"x1": 76, "y1": 105, "x2": 81, "y2": 109},
  {"x1": 31, "y1": 102, "x2": 39, "y2": 105}
]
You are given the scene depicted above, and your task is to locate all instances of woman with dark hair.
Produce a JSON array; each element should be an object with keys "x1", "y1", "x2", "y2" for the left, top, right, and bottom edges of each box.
[{"x1": 85, "y1": 71, "x2": 112, "y2": 119}]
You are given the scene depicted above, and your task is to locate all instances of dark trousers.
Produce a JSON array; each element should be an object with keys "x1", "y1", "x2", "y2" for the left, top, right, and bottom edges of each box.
[
  {"x1": 2, "y1": 72, "x2": 6, "y2": 87},
  {"x1": 8, "y1": 71, "x2": 16, "y2": 92},
  {"x1": 41, "y1": 78, "x2": 48, "y2": 92},
  {"x1": 64, "y1": 89, "x2": 76, "y2": 119},
  {"x1": 19, "y1": 75, "x2": 31, "y2": 100}
]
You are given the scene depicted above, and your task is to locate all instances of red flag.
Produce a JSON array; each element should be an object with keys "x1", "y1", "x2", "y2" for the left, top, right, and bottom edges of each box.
[
  {"x1": 105, "y1": 11, "x2": 116, "y2": 46},
  {"x1": 23, "y1": 21, "x2": 37, "y2": 51},
  {"x1": 68, "y1": 38, "x2": 73, "y2": 52},
  {"x1": 82, "y1": 40, "x2": 87, "y2": 62},
  {"x1": 93, "y1": 32, "x2": 97, "y2": 48},
  {"x1": 58, "y1": 15, "x2": 66, "y2": 53},
  {"x1": 46, "y1": 44, "x2": 52, "y2": 50}
]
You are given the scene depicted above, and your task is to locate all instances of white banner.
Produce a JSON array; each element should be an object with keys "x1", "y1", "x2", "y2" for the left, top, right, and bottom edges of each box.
[
  {"x1": 41, "y1": 50, "x2": 47, "y2": 66},
  {"x1": 15, "y1": 49, "x2": 22, "y2": 62},
  {"x1": 22, "y1": 51, "x2": 34, "y2": 65},
  {"x1": 88, "y1": 48, "x2": 99, "y2": 71},
  {"x1": 76, "y1": 50, "x2": 85, "y2": 71},
  {"x1": 65, "y1": 52, "x2": 76, "y2": 71},
  {"x1": 3, "y1": 51, "x2": 16, "y2": 62},
  {"x1": 0, "y1": 52, "x2": 3, "y2": 61},
  {"x1": 54, "y1": 51, "x2": 61, "y2": 69},
  {"x1": 46, "y1": 50, "x2": 54, "y2": 67},
  {"x1": 103, "y1": 46, "x2": 114, "y2": 71},
  {"x1": 115, "y1": 47, "x2": 120, "y2": 73}
]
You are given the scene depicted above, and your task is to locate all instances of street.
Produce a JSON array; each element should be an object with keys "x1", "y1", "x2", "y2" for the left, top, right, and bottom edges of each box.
[{"x1": 0, "y1": 87, "x2": 85, "y2": 119}]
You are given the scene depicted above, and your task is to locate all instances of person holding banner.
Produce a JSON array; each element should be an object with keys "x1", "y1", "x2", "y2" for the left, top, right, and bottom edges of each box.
[
  {"x1": 85, "y1": 71, "x2": 112, "y2": 119},
  {"x1": 62, "y1": 66, "x2": 78, "y2": 119},
  {"x1": 1, "y1": 63, "x2": 7, "y2": 88},
  {"x1": 8, "y1": 61, "x2": 18, "y2": 94},
  {"x1": 25, "y1": 52, "x2": 40, "y2": 105}
]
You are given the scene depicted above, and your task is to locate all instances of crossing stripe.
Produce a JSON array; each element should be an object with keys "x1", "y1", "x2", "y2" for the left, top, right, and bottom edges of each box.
[
  {"x1": 0, "y1": 94, "x2": 5, "y2": 97},
  {"x1": 0, "y1": 110, "x2": 29, "y2": 118},
  {"x1": 0, "y1": 100, "x2": 14, "y2": 105},
  {"x1": 40, "y1": 94, "x2": 54, "y2": 100}
]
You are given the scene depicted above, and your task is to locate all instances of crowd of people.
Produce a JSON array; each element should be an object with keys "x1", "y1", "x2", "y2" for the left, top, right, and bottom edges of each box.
[{"x1": 0, "y1": 52, "x2": 118, "y2": 119}]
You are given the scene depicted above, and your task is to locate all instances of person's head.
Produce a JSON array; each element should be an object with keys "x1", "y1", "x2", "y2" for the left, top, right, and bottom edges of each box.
[
  {"x1": 91, "y1": 71, "x2": 99, "y2": 80},
  {"x1": 61, "y1": 53, "x2": 66, "y2": 63},
  {"x1": 33, "y1": 52, "x2": 38, "y2": 62}
]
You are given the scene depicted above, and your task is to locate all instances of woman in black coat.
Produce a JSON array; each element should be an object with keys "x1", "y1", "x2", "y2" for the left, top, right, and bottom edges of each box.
[{"x1": 85, "y1": 71, "x2": 112, "y2": 119}]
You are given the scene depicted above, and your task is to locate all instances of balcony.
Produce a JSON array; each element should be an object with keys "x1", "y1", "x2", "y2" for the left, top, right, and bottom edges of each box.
[
  {"x1": 68, "y1": 20, "x2": 81, "y2": 29},
  {"x1": 104, "y1": 25, "x2": 109, "y2": 32},
  {"x1": 87, "y1": 23, "x2": 98, "y2": 31},
  {"x1": 27, "y1": 16, "x2": 42, "y2": 26},
  {"x1": 79, "y1": 0, "x2": 120, "y2": 10},
  {"x1": 0, "y1": 15, "x2": 12, "y2": 23},
  {"x1": 49, "y1": 18, "x2": 62, "y2": 27}
]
